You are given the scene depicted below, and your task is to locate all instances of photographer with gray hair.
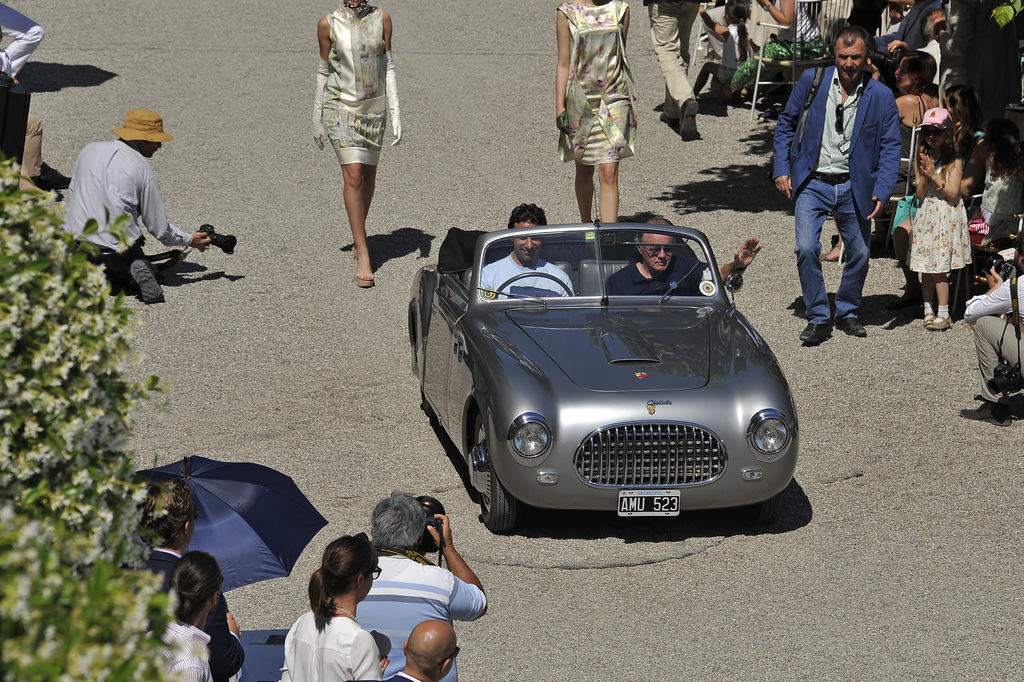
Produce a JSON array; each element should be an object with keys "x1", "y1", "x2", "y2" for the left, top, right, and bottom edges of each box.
[
  {"x1": 358, "y1": 492, "x2": 486, "y2": 682},
  {"x1": 961, "y1": 233, "x2": 1024, "y2": 427}
]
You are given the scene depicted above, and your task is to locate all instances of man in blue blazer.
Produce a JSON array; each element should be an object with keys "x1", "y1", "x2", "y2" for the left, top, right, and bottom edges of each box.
[
  {"x1": 141, "y1": 479, "x2": 245, "y2": 682},
  {"x1": 773, "y1": 25, "x2": 901, "y2": 345}
]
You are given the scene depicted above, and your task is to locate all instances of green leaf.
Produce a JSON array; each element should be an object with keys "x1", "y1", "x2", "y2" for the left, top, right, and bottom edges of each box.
[{"x1": 992, "y1": 3, "x2": 1016, "y2": 26}]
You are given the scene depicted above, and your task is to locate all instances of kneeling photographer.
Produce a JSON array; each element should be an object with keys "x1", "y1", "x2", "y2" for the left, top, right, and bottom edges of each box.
[
  {"x1": 961, "y1": 234, "x2": 1024, "y2": 427},
  {"x1": 63, "y1": 109, "x2": 236, "y2": 304},
  {"x1": 360, "y1": 492, "x2": 486, "y2": 682}
]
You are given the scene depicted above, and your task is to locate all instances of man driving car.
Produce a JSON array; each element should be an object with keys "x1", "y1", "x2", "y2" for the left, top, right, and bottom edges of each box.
[{"x1": 478, "y1": 203, "x2": 574, "y2": 299}]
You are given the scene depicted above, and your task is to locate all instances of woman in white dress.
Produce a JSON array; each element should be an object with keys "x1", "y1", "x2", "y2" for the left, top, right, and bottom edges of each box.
[
  {"x1": 281, "y1": 534, "x2": 384, "y2": 681},
  {"x1": 313, "y1": 0, "x2": 402, "y2": 288}
]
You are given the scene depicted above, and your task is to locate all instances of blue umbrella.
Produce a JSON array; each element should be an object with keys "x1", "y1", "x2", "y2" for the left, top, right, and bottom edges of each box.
[{"x1": 138, "y1": 456, "x2": 328, "y2": 591}]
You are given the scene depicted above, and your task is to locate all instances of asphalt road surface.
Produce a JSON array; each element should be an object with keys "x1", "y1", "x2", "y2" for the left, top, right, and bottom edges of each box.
[{"x1": 19, "y1": 1, "x2": 1023, "y2": 679}]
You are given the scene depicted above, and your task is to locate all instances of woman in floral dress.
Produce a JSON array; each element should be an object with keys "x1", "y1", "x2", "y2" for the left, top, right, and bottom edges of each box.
[
  {"x1": 556, "y1": 0, "x2": 638, "y2": 224},
  {"x1": 313, "y1": 0, "x2": 402, "y2": 287}
]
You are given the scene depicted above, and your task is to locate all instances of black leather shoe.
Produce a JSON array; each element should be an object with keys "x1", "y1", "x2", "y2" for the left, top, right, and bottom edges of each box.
[
  {"x1": 32, "y1": 162, "x2": 71, "y2": 191},
  {"x1": 835, "y1": 315, "x2": 867, "y2": 337},
  {"x1": 960, "y1": 401, "x2": 1012, "y2": 427},
  {"x1": 799, "y1": 322, "x2": 832, "y2": 345}
]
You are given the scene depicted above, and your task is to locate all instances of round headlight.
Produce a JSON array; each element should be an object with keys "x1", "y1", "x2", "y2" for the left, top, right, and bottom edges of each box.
[
  {"x1": 747, "y1": 409, "x2": 791, "y2": 460},
  {"x1": 508, "y1": 413, "x2": 551, "y2": 458}
]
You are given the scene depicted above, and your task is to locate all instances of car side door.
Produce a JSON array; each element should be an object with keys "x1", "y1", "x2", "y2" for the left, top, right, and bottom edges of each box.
[{"x1": 421, "y1": 273, "x2": 469, "y2": 431}]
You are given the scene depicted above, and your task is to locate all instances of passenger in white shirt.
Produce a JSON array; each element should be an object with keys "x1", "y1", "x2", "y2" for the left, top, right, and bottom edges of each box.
[
  {"x1": 961, "y1": 234, "x2": 1024, "y2": 427},
  {"x1": 63, "y1": 109, "x2": 211, "y2": 303},
  {"x1": 478, "y1": 203, "x2": 573, "y2": 299}
]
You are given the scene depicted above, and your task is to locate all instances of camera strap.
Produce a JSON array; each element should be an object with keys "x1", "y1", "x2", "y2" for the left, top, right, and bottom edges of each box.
[{"x1": 379, "y1": 547, "x2": 435, "y2": 566}]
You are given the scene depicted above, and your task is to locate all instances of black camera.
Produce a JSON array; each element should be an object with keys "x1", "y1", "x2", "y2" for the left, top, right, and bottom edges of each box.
[
  {"x1": 416, "y1": 495, "x2": 445, "y2": 553},
  {"x1": 869, "y1": 46, "x2": 905, "y2": 85},
  {"x1": 198, "y1": 223, "x2": 237, "y2": 255},
  {"x1": 988, "y1": 361, "x2": 1024, "y2": 394},
  {"x1": 984, "y1": 253, "x2": 1018, "y2": 282}
]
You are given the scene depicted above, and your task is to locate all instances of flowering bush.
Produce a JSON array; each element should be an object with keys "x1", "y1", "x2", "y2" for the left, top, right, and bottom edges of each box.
[{"x1": 0, "y1": 162, "x2": 172, "y2": 679}]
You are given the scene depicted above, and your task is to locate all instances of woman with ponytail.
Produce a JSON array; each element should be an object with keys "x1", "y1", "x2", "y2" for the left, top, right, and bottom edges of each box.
[
  {"x1": 163, "y1": 551, "x2": 225, "y2": 682},
  {"x1": 282, "y1": 534, "x2": 384, "y2": 681}
]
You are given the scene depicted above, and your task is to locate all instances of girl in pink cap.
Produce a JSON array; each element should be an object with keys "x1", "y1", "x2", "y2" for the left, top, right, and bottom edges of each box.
[{"x1": 904, "y1": 106, "x2": 971, "y2": 330}]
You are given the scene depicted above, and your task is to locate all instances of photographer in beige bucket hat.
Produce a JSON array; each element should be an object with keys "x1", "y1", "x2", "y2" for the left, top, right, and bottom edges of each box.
[{"x1": 63, "y1": 109, "x2": 212, "y2": 303}]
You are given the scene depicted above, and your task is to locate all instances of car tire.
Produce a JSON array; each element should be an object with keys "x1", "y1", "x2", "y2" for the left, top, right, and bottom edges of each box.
[
  {"x1": 473, "y1": 413, "x2": 518, "y2": 533},
  {"x1": 751, "y1": 488, "x2": 786, "y2": 524},
  {"x1": 420, "y1": 390, "x2": 436, "y2": 420}
]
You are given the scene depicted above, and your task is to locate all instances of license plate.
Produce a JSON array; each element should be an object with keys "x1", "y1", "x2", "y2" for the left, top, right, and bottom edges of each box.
[{"x1": 617, "y1": 490, "x2": 680, "y2": 516}]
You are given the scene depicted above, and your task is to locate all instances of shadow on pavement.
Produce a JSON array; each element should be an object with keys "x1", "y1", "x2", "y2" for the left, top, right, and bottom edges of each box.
[
  {"x1": 19, "y1": 62, "x2": 117, "y2": 92},
  {"x1": 653, "y1": 128, "x2": 788, "y2": 216},
  {"x1": 161, "y1": 261, "x2": 245, "y2": 287},
  {"x1": 341, "y1": 226, "x2": 434, "y2": 271}
]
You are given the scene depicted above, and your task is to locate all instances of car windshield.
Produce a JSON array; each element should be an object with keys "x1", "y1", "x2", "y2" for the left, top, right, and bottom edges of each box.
[{"x1": 476, "y1": 227, "x2": 713, "y2": 301}]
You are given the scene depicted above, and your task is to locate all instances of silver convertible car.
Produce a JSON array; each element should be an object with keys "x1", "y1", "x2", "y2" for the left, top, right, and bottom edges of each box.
[{"x1": 408, "y1": 223, "x2": 798, "y2": 533}]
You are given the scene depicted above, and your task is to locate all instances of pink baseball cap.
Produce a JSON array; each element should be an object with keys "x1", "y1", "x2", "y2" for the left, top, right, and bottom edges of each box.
[{"x1": 921, "y1": 107, "x2": 952, "y2": 129}]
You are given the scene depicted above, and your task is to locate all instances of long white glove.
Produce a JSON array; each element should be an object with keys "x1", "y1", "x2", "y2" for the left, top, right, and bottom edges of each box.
[
  {"x1": 312, "y1": 59, "x2": 330, "y2": 150},
  {"x1": 385, "y1": 51, "x2": 402, "y2": 146}
]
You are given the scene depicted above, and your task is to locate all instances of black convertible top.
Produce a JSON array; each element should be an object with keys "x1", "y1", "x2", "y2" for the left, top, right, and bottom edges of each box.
[{"x1": 438, "y1": 228, "x2": 488, "y2": 273}]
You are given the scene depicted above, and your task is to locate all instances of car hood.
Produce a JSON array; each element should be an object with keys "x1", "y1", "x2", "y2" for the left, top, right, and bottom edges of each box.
[{"x1": 505, "y1": 307, "x2": 710, "y2": 391}]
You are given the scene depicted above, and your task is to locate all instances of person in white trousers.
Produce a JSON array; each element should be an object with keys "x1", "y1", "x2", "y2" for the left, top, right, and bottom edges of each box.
[{"x1": 0, "y1": 4, "x2": 43, "y2": 77}]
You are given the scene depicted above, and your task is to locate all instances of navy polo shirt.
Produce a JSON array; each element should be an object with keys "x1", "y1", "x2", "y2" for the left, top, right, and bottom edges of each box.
[{"x1": 606, "y1": 253, "x2": 710, "y2": 296}]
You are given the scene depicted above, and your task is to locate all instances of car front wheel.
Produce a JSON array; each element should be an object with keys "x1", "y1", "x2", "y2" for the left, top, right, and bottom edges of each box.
[
  {"x1": 473, "y1": 413, "x2": 518, "y2": 533},
  {"x1": 750, "y1": 488, "x2": 786, "y2": 524}
]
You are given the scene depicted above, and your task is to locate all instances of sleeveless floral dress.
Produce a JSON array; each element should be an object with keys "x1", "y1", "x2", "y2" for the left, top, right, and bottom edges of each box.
[
  {"x1": 323, "y1": 6, "x2": 387, "y2": 165},
  {"x1": 909, "y1": 164, "x2": 971, "y2": 273},
  {"x1": 558, "y1": 1, "x2": 638, "y2": 165}
]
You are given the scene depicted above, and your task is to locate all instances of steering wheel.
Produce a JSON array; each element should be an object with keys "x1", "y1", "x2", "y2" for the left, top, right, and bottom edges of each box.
[{"x1": 495, "y1": 271, "x2": 573, "y2": 297}]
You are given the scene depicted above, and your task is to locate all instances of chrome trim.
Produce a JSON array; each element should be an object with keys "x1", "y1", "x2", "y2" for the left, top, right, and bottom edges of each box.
[
  {"x1": 574, "y1": 422, "x2": 727, "y2": 487},
  {"x1": 507, "y1": 412, "x2": 551, "y2": 458},
  {"x1": 746, "y1": 409, "x2": 793, "y2": 463}
]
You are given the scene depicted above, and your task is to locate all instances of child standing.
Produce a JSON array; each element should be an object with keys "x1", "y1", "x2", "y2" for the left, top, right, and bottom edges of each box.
[
  {"x1": 907, "y1": 107, "x2": 971, "y2": 330},
  {"x1": 693, "y1": 0, "x2": 751, "y2": 105}
]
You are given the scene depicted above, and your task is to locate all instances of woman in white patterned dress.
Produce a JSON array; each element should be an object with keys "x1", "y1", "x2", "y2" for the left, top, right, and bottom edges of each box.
[
  {"x1": 313, "y1": 0, "x2": 402, "y2": 287},
  {"x1": 556, "y1": 0, "x2": 638, "y2": 225}
]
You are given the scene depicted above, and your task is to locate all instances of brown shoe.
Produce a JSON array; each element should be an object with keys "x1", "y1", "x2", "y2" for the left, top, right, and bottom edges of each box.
[{"x1": 679, "y1": 99, "x2": 699, "y2": 141}]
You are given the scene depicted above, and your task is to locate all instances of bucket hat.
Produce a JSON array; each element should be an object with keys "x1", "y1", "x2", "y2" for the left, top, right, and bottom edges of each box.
[
  {"x1": 113, "y1": 109, "x2": 173, "y2": 142},
  {"x1": 920, "y1": 107, "x2": 952, "y2": 130}
]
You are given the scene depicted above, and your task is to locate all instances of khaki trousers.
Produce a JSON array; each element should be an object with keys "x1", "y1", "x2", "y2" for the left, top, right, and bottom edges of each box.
[
  {"x1": 974, "y1": 315, "x2": 1023, "y2": 403},
  {"x1": 22, "y1": 113, "x2": 42, "y2": 177},
  {"x1": 648, "y1": 1, "x2": 699, "y2": 119}
]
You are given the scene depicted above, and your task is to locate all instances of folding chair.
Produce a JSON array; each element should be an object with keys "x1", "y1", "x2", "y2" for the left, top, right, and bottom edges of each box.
[
  {"x1": 748, "y1": 0, "x2": 854, "y2": 120},
  {"x1": 883, "y1": 123, "x2": 918, "y2": 253}
]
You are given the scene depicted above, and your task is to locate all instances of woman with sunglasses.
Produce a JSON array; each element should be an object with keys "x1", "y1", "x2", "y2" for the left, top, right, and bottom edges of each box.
[{"x1": 282, "y1": 534, "x2": 385, "y2": 681}]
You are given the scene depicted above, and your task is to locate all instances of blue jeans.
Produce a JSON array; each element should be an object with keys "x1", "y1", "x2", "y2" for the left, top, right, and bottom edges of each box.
[{"x1": 794, "y1": 178, "x2": 871, "y2": 324}]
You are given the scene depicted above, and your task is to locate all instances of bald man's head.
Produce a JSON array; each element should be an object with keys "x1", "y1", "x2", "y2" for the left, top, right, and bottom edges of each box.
[{"x1": 404, "y1": 620, "x2": 458, "y2": 680}]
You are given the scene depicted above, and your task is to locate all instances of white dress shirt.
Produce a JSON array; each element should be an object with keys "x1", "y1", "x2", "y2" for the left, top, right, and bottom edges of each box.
[{"x1": 63, "y1": 140, "x2": 193, "y2": 251}]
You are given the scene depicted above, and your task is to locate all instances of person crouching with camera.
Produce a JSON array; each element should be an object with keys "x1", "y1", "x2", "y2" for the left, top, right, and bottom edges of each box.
[
  {"x1": 63, "y1": 109, "x2": 215, "y2": 305},
  {"x1": 961, "y1": 233, "x2": 1024, "y2": 427},
  {"x1": 358, "y1": 492, "x2": 486, "y2": 682}
]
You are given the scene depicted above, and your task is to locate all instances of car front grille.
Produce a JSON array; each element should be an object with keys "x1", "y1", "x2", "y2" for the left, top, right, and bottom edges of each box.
[{"x1": 574, "y1": 422, "x2": 726, "y2": 486}]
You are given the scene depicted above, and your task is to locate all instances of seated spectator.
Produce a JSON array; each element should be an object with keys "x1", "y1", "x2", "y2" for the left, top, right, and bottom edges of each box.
[
  {"x1": 162, "y1": 551, "x2": 226, "y2": 682},
  {"x1": 693, "y1": 0, "x2": 751, "y2": 105},
  {"x1": 961, "y1": 118, "x2": 1024, "y2": 246},
  {"x1": 281, "y1": 534, "x2": 384, "y2": 682},
  {"x1": 961, "y1": 233, "x2": 1024, "y2": 426},
  {"x1": 945, "y1": 84, "x2": 985, "y2": 162},
  {"x1": 605, "y1": 218, "x2": 761, "y2": 296},
  {"x1": 730, "y1": 0, "x2": 822, "y2": 94},
  {"x1": 140, "y1": 480, "x2": 244, "y2": 682},
  {"x1": 358, "y1": 492, "x2": 486, "y2": 682},
  {"x1": 875, "y1": 0, "x2": 941, "y2": 52},
  {"x1": 394, "y1": 621, "x2": 459, "y2": 682},
  {"x1": 478, "y1": 203, "x2": 573, "y2": 299}
]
